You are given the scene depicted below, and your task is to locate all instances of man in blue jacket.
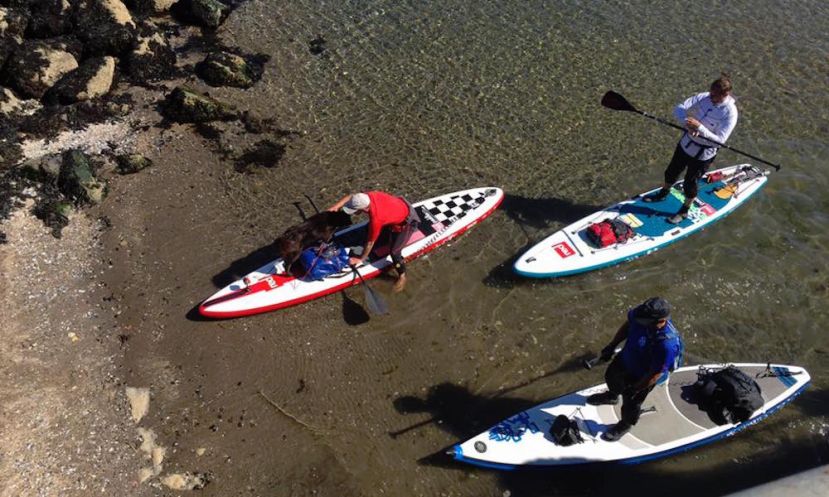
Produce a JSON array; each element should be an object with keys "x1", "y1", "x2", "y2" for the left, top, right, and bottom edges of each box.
[{"x1": 588, "y1": 297, "x2": 684, "y2": 442}]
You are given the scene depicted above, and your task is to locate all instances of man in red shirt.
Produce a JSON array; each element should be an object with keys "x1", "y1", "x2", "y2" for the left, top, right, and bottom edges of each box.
[{"x1": 329, "y1": 191, "x2": 418, "y2": 292}]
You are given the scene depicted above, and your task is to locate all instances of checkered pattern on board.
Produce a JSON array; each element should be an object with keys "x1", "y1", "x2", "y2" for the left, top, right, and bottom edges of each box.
[{"x1": 423, "y1": 193, "x2": 485, "y2": 225}]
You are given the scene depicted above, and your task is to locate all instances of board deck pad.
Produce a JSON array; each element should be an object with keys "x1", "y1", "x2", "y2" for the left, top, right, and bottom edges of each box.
[
  {"x1": 452, "y1": 364, "x2": 810, "y2": 469},
  {"x1": 199, "y1": 187, "x2": 504, "y2": 318},
  {"x1": 514, "y1": 164, "x2": 769, "y2": 278}
]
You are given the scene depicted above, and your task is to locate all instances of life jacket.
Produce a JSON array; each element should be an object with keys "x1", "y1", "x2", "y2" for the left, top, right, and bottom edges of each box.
[
  {"x1": 695, "y1": 366, "x2": 764, "y2": 424},
  {"x1": 586, "y1": 219, "x2": 634, "y2": 247},
  {"x1": 299, "y1": 242, "x2": 349, "y2": 281}
]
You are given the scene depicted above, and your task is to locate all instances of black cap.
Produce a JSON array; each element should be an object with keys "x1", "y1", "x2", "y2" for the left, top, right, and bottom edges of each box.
[{"x1": 633, "y1": 297, "x2": 671, "y2": 320}]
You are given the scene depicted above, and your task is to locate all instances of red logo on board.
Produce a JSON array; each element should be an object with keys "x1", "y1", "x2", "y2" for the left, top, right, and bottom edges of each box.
[{"x1": 552, "y1": 242, "x2": 575, "y2": 258}]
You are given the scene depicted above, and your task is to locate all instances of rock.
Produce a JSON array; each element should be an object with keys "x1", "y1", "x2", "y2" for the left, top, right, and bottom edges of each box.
[
  {"x1": 124, "y1": 0, "x2": 177, "y2": 13},
  {"x1": 0, "y1": 6, "x2": 28, "y2": 41},
  {"x1": 171, "y1": 0, "x2": 229, "y2": 29},
  {"x1": 75, "y1": 0, "x2": 137, "y2": 56},
  {"x1": 0, "y1": 86, "x2": 42, "y2": 117},
  {"x1": 125, "y1": 386, "x2": 150, "y2": 423},
  {"x1": 25, "y1": 0, "x2": 74, "y2": 38},
  {"x1": 115, "y1": 153, "x2": 152, "y2": 174},
  {"x1": 0, "y1": 86, "x2": 22, "y2": 115},
  {"x1": 58, "y1": 149, "x2": 106, "y2": 204},
  {"x1": 161, "y1": 86, "x2": 236, "y2": 123},
  {"x1": 195, "y1": 51, "x2": 259, "y2": 88},
  {"x1": 161, "y1": 472, "x2": 208, "y2": 491},
  {"x1": 19, "y1": 154, "x2": 62, "y2": 181},
  {"x1": 126, "y1": 22, "x2": 176, "y2": 83},
  {"x1": 45, "y1": 56, "x2": 116, "y2": 104},
  {"x1": 32, "y1": 195, "x2": 71, "y2": 238},
  {"x1": 6, "y1": 40, "x2": 79, "y2": 99}
]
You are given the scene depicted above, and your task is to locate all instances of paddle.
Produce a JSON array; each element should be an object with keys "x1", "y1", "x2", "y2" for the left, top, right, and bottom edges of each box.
[
  {"x1": 583, "y1": 346, "x2": 621, "y2": 370},
  {"x1": 601, "y1": 91, "x2": 782, "y2": 171},
  {"x1": 349, "y1": 264, "x2": 389, "y2": 315}
]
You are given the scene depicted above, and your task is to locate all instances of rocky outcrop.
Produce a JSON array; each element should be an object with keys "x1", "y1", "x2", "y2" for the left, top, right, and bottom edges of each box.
[
  {"x1": 25, "y1": 0, "x2": 74, "y2": 39},
  {"x1": 58, "y1": 149, "x2": 106, "y2": 204},
  {"x1": 6, "y1": 39, "x2": 79, "y2": 99},
  {"x1": 171, "y1": 0, "x2": 230, "y2": 29},
  {"x1": 0, "y1": 86, "x2": 42, "y2": 118},
  {"x1": 0, "y1": 86, "x2": 22, "y2": 114},
  {"x1": 196, "y1": 51, "x2": 264, "y2": 88},
  {"x1": 75, "y1": 0, "x2": 137, "y2": 56},
  {"x1": 45, "y1": 56, "x2": 116, "y2": 104},
  {"x1": 126, "y1": 22, "x2": 176, "y2": 82},
  {"x1": 0, "y1": 6, "x2": 28, "y2": 40},
  {"x1": 161, "y1": 86, "x2": 236, "y2": 123},
  {"x1": 0, "y1": 6, "x2": 28, "y2": 68},
  {"x1": 115, "y1": 153, "x2": 152, "y2": 174},
  {"x1": 19, "y1": 153, "x2": 62, "y2": 181},
  {"x1": 124, "y1": 0, "x2": 177, "y2": 14}
]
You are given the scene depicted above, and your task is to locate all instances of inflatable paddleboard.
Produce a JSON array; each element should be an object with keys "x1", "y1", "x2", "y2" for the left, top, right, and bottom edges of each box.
[
  {"x1": 514, "y1": 164, "x2": 769, "y2": 278},
  {"x1": 452, "y1": 363, "x2": 809, "y2": 469},
  {"x1": 200, "y1": 187, "x2": 504, "y2": 318}
]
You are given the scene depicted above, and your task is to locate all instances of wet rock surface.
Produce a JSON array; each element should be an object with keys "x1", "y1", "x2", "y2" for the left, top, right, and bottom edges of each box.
[
  {"x1": 115, "y1": 152, "x2": 152, "y2": 174},
  {"x1": 195, "y1": 50, "x2": 266, "y2": 88},
  {"x1": 58, "y1": 149, "x2": 106, "y2": 204},
  {"x1": 171, "y1": 0, "x2": 230, "y2": 29},
  {"x1": 161, "y1": 86, "x2": 237, "y2": 123}
]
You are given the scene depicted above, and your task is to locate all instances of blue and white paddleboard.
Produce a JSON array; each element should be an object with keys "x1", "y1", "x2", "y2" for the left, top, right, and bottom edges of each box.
[
  {"x1": 451, "y1": 363, "x2": 809, "y2": 469},
  {"x1": 514, "y1": 164, "x2": 769, "y2": 278}
]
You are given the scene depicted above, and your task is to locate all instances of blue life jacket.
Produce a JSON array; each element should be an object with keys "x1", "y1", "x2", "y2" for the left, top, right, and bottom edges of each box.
[
  {"x1": 620, "y1": 309, "x2": 684, "y2": 383},
  {"x1": 299, "y1": 243, "x2": 349, "y2": 281}
]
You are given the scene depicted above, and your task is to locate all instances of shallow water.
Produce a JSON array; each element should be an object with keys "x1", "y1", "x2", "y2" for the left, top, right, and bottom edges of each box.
[{"x1": 133, "y1": 1, "x2": 829, "y2": 495}]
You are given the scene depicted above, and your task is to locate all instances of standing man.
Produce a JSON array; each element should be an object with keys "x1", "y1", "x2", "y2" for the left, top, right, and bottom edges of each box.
[
  {"x1": 587, "y1": 297, "x2": 684, "y2": 442},
  {"x1": 644, "y1": 75, "x2": 738, "y2": 224},
  {"x1": 329, "y1": 191, "x2": 418, "y2": 292}
]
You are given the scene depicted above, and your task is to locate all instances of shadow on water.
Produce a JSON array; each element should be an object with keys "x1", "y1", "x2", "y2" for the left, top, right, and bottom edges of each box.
[
  {"x1": 185, "y1": 303, "x2": 214, "y2": 322},
  {"x1": 483, "y1": 193, "x2": 602, "y2": 288},
  {"x1": 389, "y1": 356, "x2": 594, "y2": 440},
  {"x1": 499, "y1": 193, "x2": 602, "y2": 231},
  {"x1": 341, "y1": 291, "x2": 370, "y2": 326},
  {"x1": 795, "y1": 387, "x2": 829, "y2": 418},
  {"x1": 211, "y1": 242, "x2": 279, "y2": 288}
]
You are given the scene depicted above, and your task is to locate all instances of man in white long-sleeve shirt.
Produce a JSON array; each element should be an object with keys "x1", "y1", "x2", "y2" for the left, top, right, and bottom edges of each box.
[{"x1": 644, "y1": 75, "x2": 738, "y2": 223}]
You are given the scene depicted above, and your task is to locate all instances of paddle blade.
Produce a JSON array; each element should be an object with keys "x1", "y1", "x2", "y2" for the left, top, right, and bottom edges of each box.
[
  {"x1": 601, "y1": 91, "x2": 637, "y2": 112},
  {"x1": 364, "y1": 286, "x2": 389, "y2": 315}
]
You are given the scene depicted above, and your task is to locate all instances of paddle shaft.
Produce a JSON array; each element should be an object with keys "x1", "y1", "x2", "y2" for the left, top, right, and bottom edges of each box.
[{"x1": 631, "y1": 109, "x2": 781, "y2": 171}]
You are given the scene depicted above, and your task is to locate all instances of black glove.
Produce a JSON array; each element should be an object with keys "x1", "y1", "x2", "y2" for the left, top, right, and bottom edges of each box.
[{"x1": 600, "y1": 345, "x2": 616, "y2": 362}]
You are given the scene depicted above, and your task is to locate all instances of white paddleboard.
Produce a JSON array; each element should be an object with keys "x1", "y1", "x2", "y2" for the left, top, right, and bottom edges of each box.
[
  {"x1": 200, "y1": 187, "x2": 504, "y2": 318},
  {"x1": 452, "y1": 363, "x2": 810, "y2": 469},
  {"x1": 514, "y1": 164, "x2": 769, "y2": 278}
]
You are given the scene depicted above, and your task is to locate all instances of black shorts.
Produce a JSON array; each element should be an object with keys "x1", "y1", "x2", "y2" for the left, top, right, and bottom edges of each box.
[{"x1": 664, "y1": 143, "x2": 715, "y2": 199}]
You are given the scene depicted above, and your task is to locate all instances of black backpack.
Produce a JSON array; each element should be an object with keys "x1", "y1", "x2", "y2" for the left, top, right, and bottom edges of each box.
[
  {"x1": 549, "y1": 415, "x2": 584, "y2": 446},
  {"x1": 696, "y1": 366, "x2": 764, "y2": 424},
  {"x1": 609, "y1": 218, "x2": 634, "y2": 243}
]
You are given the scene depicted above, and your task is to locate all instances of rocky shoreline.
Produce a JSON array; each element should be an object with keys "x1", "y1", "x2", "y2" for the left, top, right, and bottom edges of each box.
[{"x1": 0, "y1": 1, "x2": 285, "y2": 494}]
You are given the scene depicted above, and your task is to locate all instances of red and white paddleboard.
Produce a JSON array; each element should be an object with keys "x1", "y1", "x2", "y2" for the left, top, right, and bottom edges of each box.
[{"x1": 199, "y1": 187, "x2": 504, "y2": 318}]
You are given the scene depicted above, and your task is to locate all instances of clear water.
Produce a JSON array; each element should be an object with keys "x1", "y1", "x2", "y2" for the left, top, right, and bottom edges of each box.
[{"x1": 172, "y1": 1, "x2": 829, "y2": 494}]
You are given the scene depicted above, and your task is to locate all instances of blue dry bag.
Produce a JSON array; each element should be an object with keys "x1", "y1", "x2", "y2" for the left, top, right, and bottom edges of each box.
[{"x1": 299, "y1": 243, "x2": 350, "y2": 281}]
